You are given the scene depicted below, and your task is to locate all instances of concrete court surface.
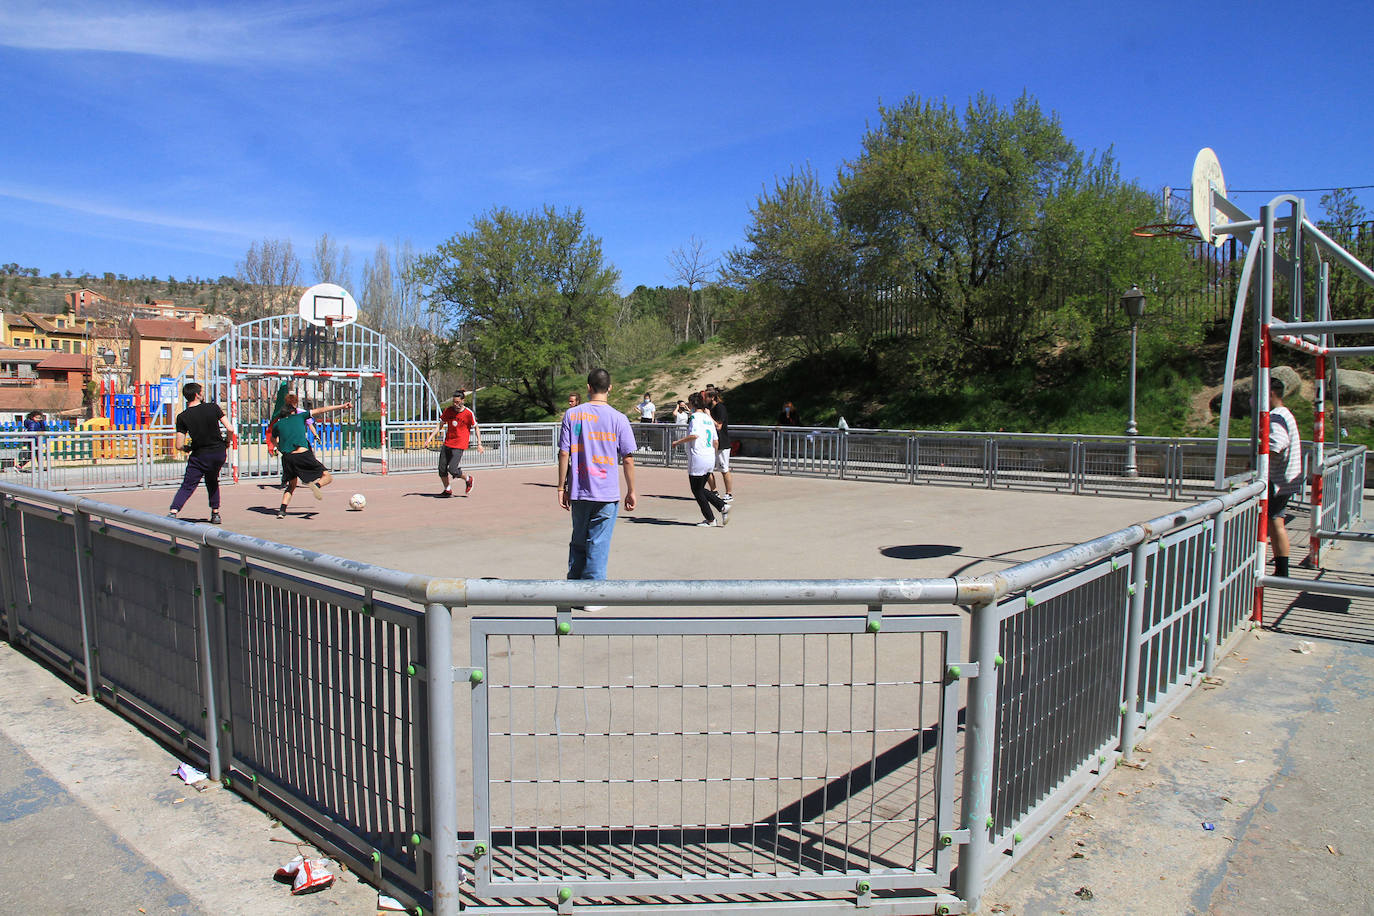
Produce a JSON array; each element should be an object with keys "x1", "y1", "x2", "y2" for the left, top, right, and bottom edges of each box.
[{"x1": 80, "y1": 464, "x2": 1189, "y2": 591}]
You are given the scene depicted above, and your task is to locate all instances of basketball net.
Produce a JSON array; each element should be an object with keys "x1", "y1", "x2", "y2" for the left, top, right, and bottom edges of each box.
[{"x1": 1131, "y1": 221, "x2": 1202, "y2": 240}]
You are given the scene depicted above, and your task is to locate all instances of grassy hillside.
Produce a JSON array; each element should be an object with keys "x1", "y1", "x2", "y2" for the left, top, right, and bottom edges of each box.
[{"x1": 473, "y1": 331, "x2": 1374, "y2": 455}]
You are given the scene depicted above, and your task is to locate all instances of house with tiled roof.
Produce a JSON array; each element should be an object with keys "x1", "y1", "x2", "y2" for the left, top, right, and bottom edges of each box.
[
  {"x1": 0, "y1": 347, "x2": 91, "y2": 421},
  {"x1": 67, "y1": 288, "x2": 205, "y2": 327},
  {"x1": 129, "y1": 318, "x2": 221, "y2": 388},
  {"x1": 2, "y1": 311, "x2": 95, "y2": 354}
]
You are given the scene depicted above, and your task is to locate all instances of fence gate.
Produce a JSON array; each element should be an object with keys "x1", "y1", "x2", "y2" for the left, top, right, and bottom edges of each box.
[{"x1": 468, "y1": 615, "x2": 963, "y2": 911}]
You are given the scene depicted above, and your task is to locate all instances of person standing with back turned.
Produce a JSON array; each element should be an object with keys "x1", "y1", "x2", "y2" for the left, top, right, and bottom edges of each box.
[
  {"x1": 1267, "y1": 377, "x2": 1303, "y2": 578},
  {"x1": 167, "y1": 383, "x2": 233, "y2": 524},
  {"x1": 558, "y1": 368, "x2": 638, "y2": 591}
]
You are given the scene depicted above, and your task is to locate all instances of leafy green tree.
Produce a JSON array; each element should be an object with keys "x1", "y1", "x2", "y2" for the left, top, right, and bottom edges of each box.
[
  {"x1": 418, "y1": 205, "x2": 620, "y2": 414},
  {"x1": 722, "y1": 167, "x2": 857, "y2": 364},
  {"x1": 1317, "y1": 188, "x2": 1372, "y2": 321},
  {"x1": 835, "y1": 93, "x2": 1091, "y2": 361}
]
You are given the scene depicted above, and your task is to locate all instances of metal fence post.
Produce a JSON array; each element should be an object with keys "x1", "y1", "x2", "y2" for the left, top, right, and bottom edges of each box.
[
  {"x1": 0, "y1": 498, "x2": 14, "y2": 637},
  {"x1": 1120, "y1": 538, "x2": 1149, "y2": 762},
  {"x1": 196, "y1": 541, "x2": 224, "y2": 781},
  {"x1": 426, "y1": 602, "x2": 460, "y2": 916},
  {"x1": 956, "y1": 599, "x2": 999, "y2": 911},
  {"x1": 1203, "y1": 511, "x2": 1226, "y2": 675},
  {"x1": 71, "y1": 506, "x2": 100, "y2": 697}
]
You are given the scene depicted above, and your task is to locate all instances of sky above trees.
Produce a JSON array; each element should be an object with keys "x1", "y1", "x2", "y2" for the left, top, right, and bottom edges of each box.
[{"x1": 1, "y1": 0, "x2": 1370, "y2": 292}]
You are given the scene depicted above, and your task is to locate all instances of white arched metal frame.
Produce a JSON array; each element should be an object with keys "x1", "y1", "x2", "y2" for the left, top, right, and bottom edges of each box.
[{"x1": 170, "y1": 315, "x2": 443, "y2": 479}]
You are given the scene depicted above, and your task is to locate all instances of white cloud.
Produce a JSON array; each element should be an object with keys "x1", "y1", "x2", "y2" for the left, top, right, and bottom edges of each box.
[
  {"x1": 0, "y1": 1, "x2": 370, "y2": 64},
  {"x1": 0, "y1": 182, "x2": 291, "y2": 244}
]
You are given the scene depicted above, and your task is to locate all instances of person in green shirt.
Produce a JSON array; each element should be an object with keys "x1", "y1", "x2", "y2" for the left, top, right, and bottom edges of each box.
[{"x1": 270, "y1": 393, "x2": 352, "y2": 518}]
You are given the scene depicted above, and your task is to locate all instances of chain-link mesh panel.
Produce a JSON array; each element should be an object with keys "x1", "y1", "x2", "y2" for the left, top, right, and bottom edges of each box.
[
  {"x1": 89, "y1": 530, "x2": 206, "y2": 741},
  {"x1": 14, "y1": 512, "x2": 86, "y2": 675}
]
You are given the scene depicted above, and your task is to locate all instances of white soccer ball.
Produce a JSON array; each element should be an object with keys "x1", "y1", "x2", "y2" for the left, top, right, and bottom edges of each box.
[{"x1": 348, "y1": 493, "x2": 366, "y2": 510}]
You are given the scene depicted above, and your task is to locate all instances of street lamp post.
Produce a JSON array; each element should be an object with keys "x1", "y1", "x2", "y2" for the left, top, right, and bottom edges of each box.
[{"x1": 1121, "y1": 286, "x2": 1146, "y2": 478}]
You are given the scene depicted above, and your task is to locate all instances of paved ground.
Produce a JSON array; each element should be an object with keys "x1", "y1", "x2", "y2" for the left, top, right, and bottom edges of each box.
[
  {"x1": 986, "y1": 534, "x2": 1374, "y2": 915},
  {"x1": 66, "y1": 464, "x2": 1186, "y2": 584},
  {"x1": 1, "y1": 467, "x2": 1370, "y2": 913}
]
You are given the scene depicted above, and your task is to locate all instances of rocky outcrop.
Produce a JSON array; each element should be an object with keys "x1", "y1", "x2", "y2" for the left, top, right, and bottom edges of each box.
[
  {"x1": 1209, "y1": 366, "x2": 1304, "y2": 417},
  {"x1": 1327, "y1": 368, "x2": 1374, "y2": 405}
]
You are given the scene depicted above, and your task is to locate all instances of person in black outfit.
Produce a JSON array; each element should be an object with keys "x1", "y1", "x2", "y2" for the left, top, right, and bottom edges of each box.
[
  {"x1": 167, "y1": 383, "x2": 233, "y2": 524},
  {"x1": 778, "y1": 401, "x2": 801, "y2": 426},
  {"x1": 706, "y1": 387, "x2": 734, "y2": 501}
]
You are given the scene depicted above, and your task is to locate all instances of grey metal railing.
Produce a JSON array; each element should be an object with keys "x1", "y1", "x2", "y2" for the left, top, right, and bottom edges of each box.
[
  {"x1": 1318, "y1": 445, "x2": 1367, "y2": 538},
  {"x1": 633, "y1": 423, "x2": 1256, "y2": 500},
  {"x1": 0, "y1": 474, "x2": 1293, "y2": 914}
]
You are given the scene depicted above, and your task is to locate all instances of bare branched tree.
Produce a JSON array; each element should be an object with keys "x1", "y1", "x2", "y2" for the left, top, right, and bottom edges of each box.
[
  {"x1": 311, "y1": 233, "x2": 353, "y2": 287},
  {"x1": 667, "y1": 236, "x2": 716, "y2": 342},
  {"x1": 237, "y1": 239, "x2": 302, "y2": 318},
  {"x1": 387, "y1": 240, "x2": 445, "y2": 381},
  {"x1": 360, "y1": 242, "x2": 395, "y2": 330}
]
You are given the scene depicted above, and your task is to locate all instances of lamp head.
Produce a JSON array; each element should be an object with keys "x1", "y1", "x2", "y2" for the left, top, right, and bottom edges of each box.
[{"x1": 1120, "y1": 286, "x2": 1146, "y2": 321}]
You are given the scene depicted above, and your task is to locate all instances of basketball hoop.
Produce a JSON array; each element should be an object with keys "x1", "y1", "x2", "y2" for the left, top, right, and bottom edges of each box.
[{"x1": 1131, "y1": 221, "x2": 1202, "y2": 240}]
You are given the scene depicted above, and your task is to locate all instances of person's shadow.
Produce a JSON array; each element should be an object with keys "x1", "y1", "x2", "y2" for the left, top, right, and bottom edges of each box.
[
  {"x1": 623, "y1": 515, "x2": 699, "y2": 527},
  {"x1": 247, "y1": 506, "x2": 317, "y2": 519}
]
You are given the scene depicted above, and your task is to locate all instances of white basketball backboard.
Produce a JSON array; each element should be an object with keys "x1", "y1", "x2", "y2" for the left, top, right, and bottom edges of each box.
[
  {"x1": 297, "y1": 282, "x2": 358, "y2": 328},
  {"x1": 1191, "y1": 148, "x2": 1230, "y2": 247}
]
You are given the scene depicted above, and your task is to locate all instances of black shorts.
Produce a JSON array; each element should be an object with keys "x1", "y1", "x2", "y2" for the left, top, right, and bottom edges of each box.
[
  {"x1": 439, "y1": 445, "x2": 467, "y2": 477},
  {"x1": 1268, "y1": 484, "x2": 1294, "y2": 519},
  {"x1": 281, "y1": 449, "x2": 327, "y2": 486}
]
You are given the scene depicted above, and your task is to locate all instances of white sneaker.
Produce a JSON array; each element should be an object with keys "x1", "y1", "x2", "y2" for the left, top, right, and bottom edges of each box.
[
  {"x1": 720, "y1": 503, "x2": 731, "y2": 526},
  {"x1": 310, "y1": 480, "x2": 323, "y2": 500},
  {"x1": 696, "y1": 520, "x2": 716, "y2": 527},
  {"x1": 722, "y1": 494, "x2": 733, "y2": 502},
  {"x1": 574, "y1": 605, "x2": 607, "y2": 612}
]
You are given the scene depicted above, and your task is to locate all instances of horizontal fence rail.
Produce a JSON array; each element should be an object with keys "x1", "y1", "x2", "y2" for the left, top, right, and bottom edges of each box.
[
  {"x1": 634, "y1": 424, "x2": 1258, "y2": 501},
  {"x1": 0, "y1": 470, "x2": 1340, "y2": 915},
  {"x1": 8, "y1": 422, "x2": 1371, "y2": 518}
]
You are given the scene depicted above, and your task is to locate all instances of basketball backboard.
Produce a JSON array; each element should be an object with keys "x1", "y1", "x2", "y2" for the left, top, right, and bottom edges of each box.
[
  {"x1": 298, "y1": 283, "x2": 358, "y2": 328},
  {"x1": 1191, "y1": 148, "x2": 1230, "y2": 247}
]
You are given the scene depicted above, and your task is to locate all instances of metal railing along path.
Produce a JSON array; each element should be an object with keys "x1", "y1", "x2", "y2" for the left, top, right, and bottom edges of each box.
[{"x1": 0, "y1": 472, "x2": 1283, "y2": 915}]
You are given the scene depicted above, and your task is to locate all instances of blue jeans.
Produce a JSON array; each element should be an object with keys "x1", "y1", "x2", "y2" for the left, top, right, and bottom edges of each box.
[{"x1": 568, "y1": 499, "x2": 619, "y2": 580}]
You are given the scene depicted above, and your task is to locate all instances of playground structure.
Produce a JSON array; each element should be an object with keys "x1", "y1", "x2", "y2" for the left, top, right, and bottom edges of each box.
[{"x1": 1190, "y1": 148, "x2": 1374, "y2": 622}]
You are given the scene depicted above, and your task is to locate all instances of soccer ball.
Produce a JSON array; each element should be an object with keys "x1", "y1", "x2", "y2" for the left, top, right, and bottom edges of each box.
[{"x1": 348, "y1": 493, "x2": 366, "y2": 511}]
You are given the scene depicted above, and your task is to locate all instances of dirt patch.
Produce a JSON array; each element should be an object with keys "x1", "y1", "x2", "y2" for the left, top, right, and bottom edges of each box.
[{"x1": 624, "y1": 348, "x2": 765, "y2": 403}]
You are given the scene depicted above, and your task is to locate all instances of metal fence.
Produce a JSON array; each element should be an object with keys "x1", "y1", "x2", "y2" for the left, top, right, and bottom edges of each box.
[
  {"x1": 0, "y1": 420, "x2": 1271, "y2": 502},
  {"x1": 1319, "y1": 445, "x2": 1367, "y2": 537},
  {"x1": 632, "y1": 424, "x2": 1256, "y2": 500},
  {"x1": 1, "y1": 468, "x2": 1317, "y2": 914}
]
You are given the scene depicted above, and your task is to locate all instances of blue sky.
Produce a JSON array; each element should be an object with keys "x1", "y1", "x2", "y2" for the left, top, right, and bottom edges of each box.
[{"x1": 1, "y1": 1, "x2": 1370, "y2": 293}]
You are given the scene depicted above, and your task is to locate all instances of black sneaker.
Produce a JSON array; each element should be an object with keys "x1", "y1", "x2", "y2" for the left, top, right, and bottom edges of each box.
[
  {"x1": 210, "y1": 512, "x2": 222, "y2": 525},
  {"x1": 276, "y1": 506, "x2": 287, "y2": 519},
  {"x1": 439, "y1": 490, "x2": 453, "y2": 498}
]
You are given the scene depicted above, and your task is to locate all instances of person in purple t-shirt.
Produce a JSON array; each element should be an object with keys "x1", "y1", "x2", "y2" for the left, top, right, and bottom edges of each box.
[{"x1": 558, "y1": 367, "x2": 638, "y2": 586}]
